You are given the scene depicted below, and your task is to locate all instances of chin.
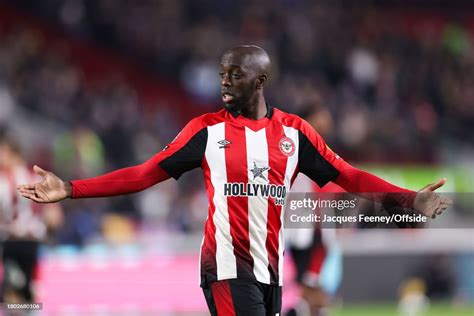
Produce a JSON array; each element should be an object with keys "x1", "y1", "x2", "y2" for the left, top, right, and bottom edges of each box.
[{"x1": 223, "y1": 102, "x2": 239, "y2": 111}]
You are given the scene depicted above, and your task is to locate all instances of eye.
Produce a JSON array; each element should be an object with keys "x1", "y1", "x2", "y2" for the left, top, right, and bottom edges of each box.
[
  {"x1": 219, "y1": 72, "x2": 224, "y2": 78},
  {"x1": 231, "y1": 73, "x2": 242, "y2": 79}
]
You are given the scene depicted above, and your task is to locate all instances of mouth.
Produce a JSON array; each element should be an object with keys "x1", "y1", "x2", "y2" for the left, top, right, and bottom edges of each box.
[{"x1": 222, "y1": 92, "x2": 235, "y2": 103}]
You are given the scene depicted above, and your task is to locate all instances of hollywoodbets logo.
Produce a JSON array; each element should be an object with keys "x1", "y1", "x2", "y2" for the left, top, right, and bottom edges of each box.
[{"x1": 223, "y1": 182, "x2": 287, "y2": 205}]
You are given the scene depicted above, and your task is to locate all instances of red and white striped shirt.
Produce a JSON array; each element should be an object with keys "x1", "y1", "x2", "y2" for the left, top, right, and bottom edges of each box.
[
  {"x1": 71, "y1": 106, "x2": 413, "y2": 287},
  {"x1": 159, "y1": 107, "x2": 343, "y2": 286},
  {"x1": 0, "y1": 166, "x2": 46, "y2": 240}
]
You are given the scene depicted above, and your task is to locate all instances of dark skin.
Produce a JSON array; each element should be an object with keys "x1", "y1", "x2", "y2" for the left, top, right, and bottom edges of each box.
[{"x1": 220, "y1": 45, "x2": 271, "y2": 120}]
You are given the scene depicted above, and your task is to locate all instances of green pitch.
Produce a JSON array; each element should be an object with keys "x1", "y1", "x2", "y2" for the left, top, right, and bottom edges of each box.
[{"x1": 331, "y1": 303, "x2": 474, "y2": 316}]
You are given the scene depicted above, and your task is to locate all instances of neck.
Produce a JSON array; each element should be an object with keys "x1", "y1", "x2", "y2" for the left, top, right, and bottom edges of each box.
[{"x1": 240, "y1": 91, "x2": 267, "y2": 120}]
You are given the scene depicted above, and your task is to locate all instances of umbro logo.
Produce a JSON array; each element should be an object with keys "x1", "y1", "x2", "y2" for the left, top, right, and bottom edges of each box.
[{"x1": 218, "y1": 139, "x2": 231, "y2": 149}]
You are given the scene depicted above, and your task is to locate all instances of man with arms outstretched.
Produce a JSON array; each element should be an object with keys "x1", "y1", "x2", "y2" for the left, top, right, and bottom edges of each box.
[{"x1": 18, "y1": 46, "x2": 451, "y2": 316}]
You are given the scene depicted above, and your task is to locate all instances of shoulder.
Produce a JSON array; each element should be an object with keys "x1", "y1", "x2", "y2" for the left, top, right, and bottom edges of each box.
[
  {"x1": 272, "y1": 107, "x2": 325, "y2": 147},
  {"x1": 271, "y1": 107, "x2": 310, "y2": 132},
  {"x1": 185, "y1": 109, "x2": 227, "y2": 132}
]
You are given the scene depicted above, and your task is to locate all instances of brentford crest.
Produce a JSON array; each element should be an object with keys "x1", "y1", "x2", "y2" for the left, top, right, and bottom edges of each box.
[{"x1": 279, "y1": 137, "x2": 295, "y2": 156}]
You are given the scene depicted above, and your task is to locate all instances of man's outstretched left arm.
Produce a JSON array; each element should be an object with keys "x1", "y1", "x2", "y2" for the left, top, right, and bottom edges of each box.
[
  {"x1": 333, "y1": 163, "x2": 452, "y2": 218},
  {"x1": 297, "y1": 118, "x2": 452, "y2": 218}
]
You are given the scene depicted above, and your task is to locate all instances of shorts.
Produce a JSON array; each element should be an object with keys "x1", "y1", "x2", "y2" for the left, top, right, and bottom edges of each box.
[
  {"x1": 202, "y1": 278, "x2": 282, "y2": 316},
  {"x1": 1, "y1": 240, "x2": 39, "y2": 302}
]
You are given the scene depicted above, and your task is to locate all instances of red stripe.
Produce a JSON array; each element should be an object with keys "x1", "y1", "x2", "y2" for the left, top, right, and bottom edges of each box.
[
  {"x1": 201, "y1": 157, "x2": 217, "y2": 284},
  {"x1": 225, "y1": 124, "x2": 253, "y2": 278},
  {"x1": 266, "y1": 124, "x2": 288, "y2": 284},
  {"x1": 211, "y1": 280, "x2": 236, "y2": 316},
  {"x1": 307, "y1": 243, "x2": 327, "y2": 274}
]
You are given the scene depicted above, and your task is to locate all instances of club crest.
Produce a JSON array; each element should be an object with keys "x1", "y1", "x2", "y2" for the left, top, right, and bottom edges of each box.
[{"x1": 279, "y1": 137, "x2": 295, "y2": 156}]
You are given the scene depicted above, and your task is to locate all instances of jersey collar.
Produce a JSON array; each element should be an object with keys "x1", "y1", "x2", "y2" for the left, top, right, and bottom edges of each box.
[{"x1": 227, "y1": 104, "x2": 274, "y2": 119}]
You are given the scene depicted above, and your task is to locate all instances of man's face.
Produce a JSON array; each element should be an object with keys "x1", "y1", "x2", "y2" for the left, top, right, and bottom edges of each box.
[{"x1": 219, "y1": 54, "x2": 258, "y2": 111}]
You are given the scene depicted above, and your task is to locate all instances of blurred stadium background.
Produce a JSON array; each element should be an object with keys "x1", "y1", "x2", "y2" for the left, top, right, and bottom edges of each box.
[{"x1": 0, "y1": 0, "x2": 473, "y2": 315}]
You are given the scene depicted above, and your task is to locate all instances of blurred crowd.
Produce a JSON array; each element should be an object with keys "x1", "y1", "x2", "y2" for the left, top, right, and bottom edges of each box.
[{"x1": 0, "y1": 0, "x2": 473, "y2": 243}]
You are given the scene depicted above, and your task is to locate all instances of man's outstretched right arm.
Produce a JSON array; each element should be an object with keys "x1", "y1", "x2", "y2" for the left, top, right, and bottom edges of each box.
[
  {"x1": 18, "y1": 115, "x2": 209, "y2": 203},
  {"x1": 71, "y1": 155, "x2": 170, "y2": 198},
  {"x1": 17, "y1": 155, "x2": 170, "y2": 203}
]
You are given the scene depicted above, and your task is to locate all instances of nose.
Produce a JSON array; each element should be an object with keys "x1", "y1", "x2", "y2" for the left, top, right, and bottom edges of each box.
[{"x1": 221, "y1": 73, "x2": 231, "y2": 87}]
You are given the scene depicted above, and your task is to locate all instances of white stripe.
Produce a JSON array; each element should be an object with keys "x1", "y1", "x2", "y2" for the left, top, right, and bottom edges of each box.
[
  {"x1": 198, "y1": 235, "x2": 205, "y2": 286},
  {"x1": 280, "y1": 126, "x2": 300, "y2": 285},
  {"x1": 205, "y1": 122, "x2": 237, "y2": 280},
  {"x1": 245, "y1": 127, "x2": 271, "y2": 284},
  {"x1": 0, "y1": 176, "x2": 13, "y2": 221}
]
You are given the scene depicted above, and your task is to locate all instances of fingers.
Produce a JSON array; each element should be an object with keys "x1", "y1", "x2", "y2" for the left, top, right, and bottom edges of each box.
[
  {"x1": 434, "y1": 205, "x2": 449, "y2": 217},
  {"x1": 33, "y1": 165, "x2": 48, "y2": 177},
  {"x1": 433, "y1": 196, "x2": 453, "y2": 216},
  {"x1": 17, "y1": 183, "x2": 36, "y2": 190},
  {"x1": 17, "y1": 188, "x2": 46, "y2": 203},
  {"x1": 426, "y1": 178, "x2": 446, "y2": 192},
  {"x1": 17, "y1": 185, "x2": 35, "y2": 196},
  {"x1": 431, "y1": 196, "x2": 453, "y2": 218},
  {"x1": 435, "y1": 199, "x2": 452, "y2": 214},
  {"x1": 17, "y1": 185, "x2": 47, "y2": 203},
  {"x1": 440, "y1": 196, "x2": 453, "y2": 205},
  {"x1": 435, "y1": 208, "x2": 444, "y2": 216}
]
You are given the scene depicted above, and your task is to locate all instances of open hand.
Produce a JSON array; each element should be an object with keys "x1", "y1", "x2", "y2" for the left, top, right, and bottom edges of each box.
[
  {"x1": 17, "y1": 165, "x2": 71, "y2": 203},
  {"x1": 414, "y1": 178, "x2": 452, "y2": 218}
]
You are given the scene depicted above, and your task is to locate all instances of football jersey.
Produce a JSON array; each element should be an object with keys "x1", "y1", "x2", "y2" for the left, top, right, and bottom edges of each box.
[
  {"x1": 0, "y1": 166, "x2": 46, "y2": 240},
  {"x1": 158, "y1": 106, "x2": 345, "y2": 287}
]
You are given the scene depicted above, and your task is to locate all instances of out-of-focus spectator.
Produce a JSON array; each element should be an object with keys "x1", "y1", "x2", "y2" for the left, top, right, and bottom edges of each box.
[{"x1": 0, "y1": 135, "x2": 63, "y2": 303}]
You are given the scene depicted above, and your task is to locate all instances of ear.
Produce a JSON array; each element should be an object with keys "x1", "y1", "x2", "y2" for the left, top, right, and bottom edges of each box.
[{"x1": 255, "y1": 74, "x2": 268, "y2": 89}]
